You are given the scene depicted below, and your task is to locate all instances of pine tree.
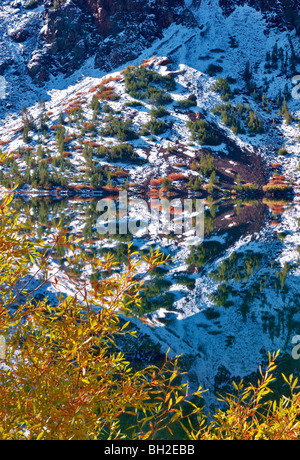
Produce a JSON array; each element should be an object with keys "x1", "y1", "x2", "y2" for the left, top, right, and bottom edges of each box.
[
  {"x1": 271, "y1": 43, "x2": 279, "y2": 69},
  {"x1": 24, "y1": 168, "x2": 31, "y2": 185},
  {"x1": 21, "y1": 107, "x2": 35, "y2": 131},
  {"x1": 192, "y1": 176, "x2": 202, "y2": 191},
  {"x1": 37, "y1": 145, "x2": 45, "y2": 159},
  {"x1": 23, "y1": 128, "x2": 30, "y2": 144},
  {"x1": 162, "y1": 178, "x2": 172, "y2": 191},
  {"x1": 243, "y1": 62, "x2": 253, "y2": 90},
  {"x1": 280, "y1": 98, "x2": 293, "y2": 125},
  {"x1": 209, "y1": 170, "x2": 218, "y2": 185}
]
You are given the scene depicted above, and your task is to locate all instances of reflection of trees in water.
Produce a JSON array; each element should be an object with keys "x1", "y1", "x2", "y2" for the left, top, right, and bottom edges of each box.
[
  {"x1": 186, "y1": 241, "x2": 223, "y2": 269},
  {"x1": 209, "y1": 251, "x2": 267, "y2": 318},
  {"x1": 207, "y1": 247, "x2": 299, "y2": 349},
  {"x1": 208, "y1": 250, "x2": 293, "y2": 307},
  {"x1": 10, "y1": 197, "x2": 299, "y2": 331},
  {"x1": 182, "y1": 196, "x2": 300, "y2": 347},
  {"x1": 12, "y1": 196, "x2": 71, "y2": 229}
]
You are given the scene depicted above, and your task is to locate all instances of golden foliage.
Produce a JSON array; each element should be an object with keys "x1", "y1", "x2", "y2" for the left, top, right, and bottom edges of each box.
[
  {"x1": 0, "y1": 188, "x2": 203, "y2": 440},
  {"x1": 0, "y1": 163, "x2": 300, "y2": 439},
  {"x1": 191, "y1": 351, "x2": 300, "y2": 440}
]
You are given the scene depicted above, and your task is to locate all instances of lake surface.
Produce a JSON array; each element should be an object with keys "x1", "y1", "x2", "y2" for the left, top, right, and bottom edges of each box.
[{"x1": 11, "y1": 193, "x2": 300, "y2": 411}]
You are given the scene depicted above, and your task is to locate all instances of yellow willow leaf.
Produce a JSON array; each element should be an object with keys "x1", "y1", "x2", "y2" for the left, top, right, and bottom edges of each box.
[
  {"x1": 36, "y1": 432, "x2": 45, "y2": 440},
  {"x1": 167, "y1": 426, "x2": 174, "y2": 436},
  {"x1": 164, "y1": 392, "x2": 171, "y2": 403},
  {"x1": 175, "y1": 396, "x2": 184, "y2": 405}
]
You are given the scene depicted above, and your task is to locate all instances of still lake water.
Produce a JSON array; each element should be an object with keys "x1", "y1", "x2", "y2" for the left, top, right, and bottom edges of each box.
[{"x1": 11, "y1": 194, "x2": 300, "y2": 410}]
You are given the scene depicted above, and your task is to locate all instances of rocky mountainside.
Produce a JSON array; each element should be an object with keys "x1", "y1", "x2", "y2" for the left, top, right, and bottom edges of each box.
[
  {"x1": 5, "y1": 0, "x2": 193, "y2": 83},
  {"x1": 220, "y1": 0, "x2": 300, "y2": 29},
  {"x1": 35, "y1": 0, "x2": 194, "y2": 80},
  {"x1": 2, "y1": 0, "x2": 300, "y2": 89}
]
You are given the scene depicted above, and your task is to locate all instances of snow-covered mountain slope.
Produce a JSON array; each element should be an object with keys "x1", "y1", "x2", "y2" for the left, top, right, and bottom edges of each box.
[
  {"x1": 0, "y1": 0, "x2": 192, "y2": 92},
  {"x1": 1, "y1": 1, "x2": 300, "y2": 197},
  {"x1": 1, "y1": 0, "x2": 299, "y2": 113}
]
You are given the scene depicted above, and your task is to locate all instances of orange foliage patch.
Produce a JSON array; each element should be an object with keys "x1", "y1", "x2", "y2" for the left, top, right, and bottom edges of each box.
[
  {"x1": 174, "y1": 162, "x2": 187, "y2": 168},
  {"x1": 142, "y1": 57, "x2": 157, "y2": 67},
  {"x1": 83, "y1": 122, "x2": 96, "y2": 130},
  {"x1": 102, "y1": 185, "x2": 121, "y2": 193},
  {"x1": 264, "y1": 199, "x2": 287, "y2": 215},
  {"x1": 150, "y1": 178, "x2": 164, "y2": 186},
  {"x1": 68, "y1": 100, "x2": 81, "y2": 107},
  {"x1": 95, "y1": 86, "x2": 116, "y2": 101},
  {"x1": 270, "y1": 181, "x2": 285, "y2": 185},
  {"x1": 114, "y1": 170, "x2": 128, "y2": 178},
  {"x1": 101, "y1": 75, "x2": 122, "y2": 85},
  {"x1": 272, "y1": 175, "x2": 285, "y2": 181},
  {"x1": 88, "y1": 85, "x2": 102, "y2": 93},
  {"x1": 168, "y1": 173, "x2": 187, "y2": 182},
  {"x1": 65, "y1": 103, "x2": 82, "y2": 116}
]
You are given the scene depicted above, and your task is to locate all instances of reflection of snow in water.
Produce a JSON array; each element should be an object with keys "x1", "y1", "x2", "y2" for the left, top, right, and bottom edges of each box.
[
  {"x1": 8, "y1": 194, "x2": 300, "y2": 409},
  {"x1": 0, "y1": 76, "x2": 7, "y2": 100}
]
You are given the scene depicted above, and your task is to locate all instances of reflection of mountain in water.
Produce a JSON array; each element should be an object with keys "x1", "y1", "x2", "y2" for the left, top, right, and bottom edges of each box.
[{"x1": 10, "y1": 195, "x2": 300, "y2": 409}]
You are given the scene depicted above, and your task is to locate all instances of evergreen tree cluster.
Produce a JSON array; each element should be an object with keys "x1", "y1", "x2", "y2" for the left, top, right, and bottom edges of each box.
[
  {"x1": 141, "y1": 118, "x2": 169, "y2": 136},
  {"x1": 123, "y1": 65, "x2": 175, "y2": 104},
  {"x1": 186, "y1": 119, "x2": 221, "y2": 146},
  {"x1": 100, "y1": 113, "x2": 139, "y2": 142},
  {"x1": 264, "y1": 40, "x2": 297, "y2": 75},
  {"x1": 188, "y1": 154, "x2": 217, "y2": 192},
  {"x1": 211, "y1": 77, "x2": 233, "y2": 101},
  {"x1": 279, "y1": 98, "x2": 293, "y2": 125},
  {"x1": 212, "y1": 102, "x2": 264, "y2": 135}
]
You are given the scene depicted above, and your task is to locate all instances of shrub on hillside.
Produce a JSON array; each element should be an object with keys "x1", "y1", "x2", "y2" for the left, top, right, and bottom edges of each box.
[{"x1": 187, "y1": 119, "x2": 221, "y2": 146}]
